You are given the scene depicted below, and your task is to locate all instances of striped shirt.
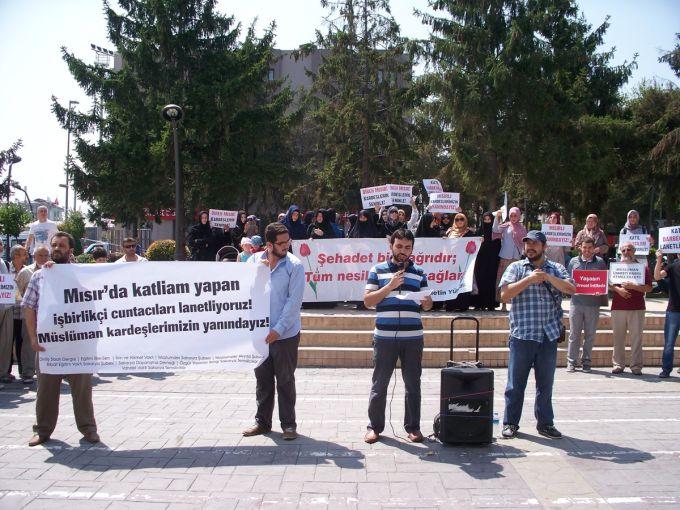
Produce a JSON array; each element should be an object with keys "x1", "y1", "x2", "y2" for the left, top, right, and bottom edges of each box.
[{"x1": 365, "y1": 261, "x2": 428, "y2": 341}]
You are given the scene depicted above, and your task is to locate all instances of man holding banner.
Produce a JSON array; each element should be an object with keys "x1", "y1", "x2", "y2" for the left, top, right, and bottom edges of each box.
[
  {"x1": 22, "y1": 232, "x2": 99, "y2": 447},
  {"x1": 654, "y1": 250, "x2": 680, "y2": 378},
  {"x1": 243, "y1": 223, "x2": 305, "y2": 441},
  {"x1": 363, "y1": 229, "x2": 433, "y2": 444}
]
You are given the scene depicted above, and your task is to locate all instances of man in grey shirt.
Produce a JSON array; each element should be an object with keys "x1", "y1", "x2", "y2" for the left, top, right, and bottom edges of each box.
[{"x1": 567, "y1": 236, "x2": 607, "y2": 372}]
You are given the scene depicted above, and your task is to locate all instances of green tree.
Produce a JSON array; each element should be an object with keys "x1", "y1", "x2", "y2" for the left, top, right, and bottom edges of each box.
[
  {"x1": 52, "y1": 0, "x2": 295, "y2": 225},
  {"x1": 417, "y1": 0, "x2": 634, "y2": 217},
  {"x1": 295, "y1": 0, "x2": 416, "y2": 207},
  {"x1": 58, "y1": 211, "x2": 86, "y2": 255},
  {"x1": 0, "y1": 203, "x2": 32, "y2": 238}
]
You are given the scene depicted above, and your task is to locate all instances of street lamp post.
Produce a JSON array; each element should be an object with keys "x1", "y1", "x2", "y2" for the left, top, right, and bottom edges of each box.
[
  {"x1": 64, "y1": 100, "x2": 79, "y2": 220},
  {"x1": 161, "y1": 104, "x2": 185, "y2": 261}
]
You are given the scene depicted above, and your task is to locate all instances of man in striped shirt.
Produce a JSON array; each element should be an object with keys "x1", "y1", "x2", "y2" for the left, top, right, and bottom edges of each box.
[{"x1": 363, "y1": 229, "x2": 433, "y2": 444}]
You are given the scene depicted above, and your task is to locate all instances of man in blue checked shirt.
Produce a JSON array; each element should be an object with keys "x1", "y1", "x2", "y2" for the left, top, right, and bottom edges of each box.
[
  {"x1": 499, "y1": 230, "x2": 575, "y2": 440},
  {"x1": 363, "y1": 229, "x2": 433, "y2": 444}
]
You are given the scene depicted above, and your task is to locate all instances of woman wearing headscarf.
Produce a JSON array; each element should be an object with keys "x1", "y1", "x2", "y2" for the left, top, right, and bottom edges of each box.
[
  {"x1": 493, "y1": 207, "x2": 527, "y2": 311},
  {"x1": 303, "y1": 211, "x2": 315, "y2": 230},
  {"x1": 415, "y1": 212, "x2": 443, "y2": 238},
  {"x1": 281, "y1": 205, "x2": 308, "y2": 240},
  {"x1": 244, "y1": 215, "x2": 259, "y2": 238},
  {"x1": 232, "y1": 210, "x2": 247, "y2": 247},
  {"x1": 444, "y1": 213, "x2": 476, "y2": 311},
  {"x1": 187, "y1": 211, "x2": 218, "y2": 261},
  {"x1": 378, "y1": 206, "x2": 405, "y2": 237},
  {"x1": 473, "y1": 212, "x2": 502, "y2": 310},
  {"x1": 544, "y1": 211, "x2": 569, "y2": 267},
  {"x1": 350, "y1": 209, "x2": 381, "y2": 238},
  {"x1": 440, "y1": 214, "x2": 453, "y2": 236},
  {"x1": 307, "y1": 209, "x2": 335, "y2": 239},
  {"x1": 574, "y1": 213, "x2": 609, "y2": 259},
  {"x1": 620, "y1": 210, "x2": 648, "y2": 236}
]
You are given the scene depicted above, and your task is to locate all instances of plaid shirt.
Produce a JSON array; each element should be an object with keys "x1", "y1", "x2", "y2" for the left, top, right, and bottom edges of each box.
[
  {"x1": 21, "y1": 268, "x2": 44, "y2": 314},
  {"x1": 499, "y1": 258, "x2": 569, "y2": 342}
]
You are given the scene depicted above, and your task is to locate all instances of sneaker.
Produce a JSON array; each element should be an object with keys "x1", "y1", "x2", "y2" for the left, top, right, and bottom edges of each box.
[
  {"x1": 612, "y1": 367, "x2": 624, "y2": 374},
  {"x1": 501, "y1": 424, "x2": 519, "y2": 439},
  {"x1": 566, "y1": 364, "x2": 576, "y2": 373},
  {"x1": 582, "y1": 365, "x2": 591, "y2": 373},
  {"x1": 537, "y1": 424, "x2": 562, "y2": 439},
  {"x1": 282, "y1": 427, "x2": 298, "y2": 441},
  {"x1": 659, "y1": 371, "x2": 670, "y2": 379}
]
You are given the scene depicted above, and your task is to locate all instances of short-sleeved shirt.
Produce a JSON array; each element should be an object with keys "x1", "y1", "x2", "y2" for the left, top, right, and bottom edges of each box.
[
  {"x1": 365, "y1": 260, "x2": 428, "y2": 341},
  {"x1": 28, "y1": 220, "x2": 59, "y2": 254},
  {"x1": 499, "y1": 258, "x2": 569, "y2": 342},
  {"x1": 611, "y1": 266, "x2": 651, "y2": 311},
  {"x1": 664, "y1": 260, "x2": 680, "y2": 313},
  {"x1": 22, "y1": 268, "x2": 44, "y2": 314},
  {"x1": 114, "y1": 254, "x2": 147, "y2": 263}
]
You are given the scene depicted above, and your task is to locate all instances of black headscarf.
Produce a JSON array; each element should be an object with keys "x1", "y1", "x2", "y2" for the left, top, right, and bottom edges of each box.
[
  {"x1": 281, "y1": 205, "x2": 307, "y2": 240},
  {"x1": 303, "y1": 211, "x2": 315, "y2": 227},
  {"x1": 416, "y1": 212, "x2": 442, "y2": 237},
  {"x1": 307, "y1": 208, "x2": 335, "y2": 239},
  {"x1": 480, "y1": 212, "x2": 494, "y2": 242},
  {"x1": 350, "y1": 209, "x2": 380, "y2": 238}
]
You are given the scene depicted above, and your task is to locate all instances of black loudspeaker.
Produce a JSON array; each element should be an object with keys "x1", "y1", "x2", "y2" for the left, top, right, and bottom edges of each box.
[
  {"x1": 434, "y1": 316, "x2": 494, "y2": 444},
  {"x1": 437, "y1": 366, "x2": 494, "y2": 444}
]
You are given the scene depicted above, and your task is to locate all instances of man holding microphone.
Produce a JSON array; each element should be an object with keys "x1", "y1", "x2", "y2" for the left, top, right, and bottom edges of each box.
[{"x1": 363, "y1": 229, "x2": 433, "y2": 444}]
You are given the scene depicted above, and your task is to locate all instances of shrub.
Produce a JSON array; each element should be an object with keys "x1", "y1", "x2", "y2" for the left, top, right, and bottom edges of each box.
[
  {"x1": 75, "y1": 253, "x2": 94, "y2": 263},
  {"x1": 146, "y1": 239, "x2": 190, "y2": 261}
]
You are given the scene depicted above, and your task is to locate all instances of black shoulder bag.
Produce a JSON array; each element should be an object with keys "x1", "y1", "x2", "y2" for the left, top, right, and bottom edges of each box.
[{"x1": 543, "y1": 281, "x2": 566, "y2": 343}]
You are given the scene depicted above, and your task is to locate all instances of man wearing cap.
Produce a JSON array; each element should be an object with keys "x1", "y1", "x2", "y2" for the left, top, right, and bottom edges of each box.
[{"x1": 499, "y1": 230, "x2": 575, "y2": 440}]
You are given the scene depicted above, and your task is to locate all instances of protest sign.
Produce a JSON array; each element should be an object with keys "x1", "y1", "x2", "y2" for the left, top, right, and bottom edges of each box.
[
  {"x1": 0, "y1": 274, "x2": 15, "y2": 305},
  {"x1": 209, "y1": 209, "x2": 238, "y2": 228},
  {"x1": 609, "y1": 262, "x2": 645, "y2": 285},
  {"x1": 36, "y1": 262, "x2": 270, "y2": 374},
  {"x1": 619, "y1": 233, "x2": 650, "y2": 255},
  {"x1": 428, "y1": 192, "x2": 460, "y2": 214},
  {"x1": 360, "y1": 184, "x2": 413, "y2": 208},
  {"x1": 659, "y1": 226, "x2": 680, "y2": 254},
  {"x1": 573, "y1": 269, "x2": 608, "y2": 295},
  {"x1": 292, "y1": 237, "x2": 481, "y2": 302},
  {"x1": 541, "y1": 224, "x2": 574, "y2": 247},
  {"x1": 423, "y1": 179, "x2": 443, "y2": 195}
]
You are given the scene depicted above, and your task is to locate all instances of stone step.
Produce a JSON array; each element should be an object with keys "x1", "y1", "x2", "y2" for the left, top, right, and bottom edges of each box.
[
  {"x1": 301, "y1": 313, "x2": 666, "y2": 331},
  {"x1": 300, "y1": 330, "x2": 667, "y2": 348},
  {"x1": 298, "y1": 346, "x2": 678, "y2": 369}
]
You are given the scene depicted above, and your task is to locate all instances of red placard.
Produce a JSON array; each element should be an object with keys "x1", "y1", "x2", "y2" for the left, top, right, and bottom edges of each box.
[{"x1": 573, "y1": 269, "x2": 608, "y2": 295}]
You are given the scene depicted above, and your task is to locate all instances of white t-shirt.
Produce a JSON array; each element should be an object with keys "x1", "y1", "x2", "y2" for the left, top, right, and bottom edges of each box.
[
  {"x1": 28, "y1": 220, "x2": 59, "y2": 254},
  {"x1": 114, "y1": 254, "x2": 148, "y2": 263}
]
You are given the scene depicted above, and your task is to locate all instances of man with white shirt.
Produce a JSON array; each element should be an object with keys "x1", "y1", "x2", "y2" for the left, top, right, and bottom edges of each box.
[
  {"x1": 115, "y1": 237, "x2": 147, "y2": 263},
  {"x1": 26, "y1": 206, "x2": 58, "y2": 256}
]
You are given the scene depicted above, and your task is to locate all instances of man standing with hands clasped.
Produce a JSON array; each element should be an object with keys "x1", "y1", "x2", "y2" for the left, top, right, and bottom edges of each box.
[
  {"x1": 243, "y1": 223, "x2": 305, "y2": 440},
  {"x1": 363, "y1": 229, "x2": 433, "y2": 444},
  {"x1": 499, "y1": 231, "x2": 575, "y2": 440}
]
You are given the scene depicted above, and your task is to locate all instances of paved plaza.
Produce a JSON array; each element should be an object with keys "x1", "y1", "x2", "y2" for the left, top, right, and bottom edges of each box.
[{"x1": 0, "y1": 363, "x2": 679, "y2": 509}]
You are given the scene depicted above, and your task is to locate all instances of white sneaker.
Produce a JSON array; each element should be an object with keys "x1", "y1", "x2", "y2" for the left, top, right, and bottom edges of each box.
[{"x1": 566, "y1": 364, "x2": 576, "y2": 373}]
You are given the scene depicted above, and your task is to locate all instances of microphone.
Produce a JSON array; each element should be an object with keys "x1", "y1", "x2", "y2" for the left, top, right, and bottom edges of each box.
[{"x1": 397, "y1": 259, "x2": 410, "y2": 293}]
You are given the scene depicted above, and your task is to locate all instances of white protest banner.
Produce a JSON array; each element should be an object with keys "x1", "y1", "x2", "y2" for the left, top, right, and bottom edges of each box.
[
  {"x1": 423, "y1": 179, "x2": 443, "y2": 195},
  {"x1": 0, "y1": 274, "x2": 15, "y2": 305},
  {"x1": 659, "y1": 226, "x2": 680, "y2": 254},
  {"x1": 428, "y1": 192, "x2": 460, "y2": 214},
  {"x1": 619, "y1": 233, "x2": 650, "y2": 255},
  {"x1": 609, "y1": 262, "x2": 645, "y2": 285},
  {"x1": 541, "y1": 224, "x2": 574, "y2": 247},
  {"x1": 209, "y1": 209, "x2": 238, "y2": 228},
  {"x1": 360, "y1": 185, "x2": 391, "y2": 208},
  {"x1": 292, "y1": 237, "x2": 481, "y2": 302},
  {"x1": 36, "y1": 262, "x2": 270, "y2": 374},
  {"x1": 388, "y1": 184, "x2": 413, "y2": 205}
]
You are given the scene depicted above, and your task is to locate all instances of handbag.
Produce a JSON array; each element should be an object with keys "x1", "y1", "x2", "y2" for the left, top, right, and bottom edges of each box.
[{"x1": 543, "y1": 281, "x2": 566, "y2": 343}]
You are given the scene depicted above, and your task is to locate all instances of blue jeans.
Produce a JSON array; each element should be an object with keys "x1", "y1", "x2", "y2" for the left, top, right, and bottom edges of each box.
[
  {"x1": 504, "y1": 336, "x2": 557, "y2": 428},
  {"x1": 662, "y1": 311, "x2": 680, "y2": 374}
]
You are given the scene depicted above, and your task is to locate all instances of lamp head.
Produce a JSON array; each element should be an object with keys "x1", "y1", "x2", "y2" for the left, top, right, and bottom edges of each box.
[{"x1": 161, "y1": 104, "x2": 184, "y2": 123}]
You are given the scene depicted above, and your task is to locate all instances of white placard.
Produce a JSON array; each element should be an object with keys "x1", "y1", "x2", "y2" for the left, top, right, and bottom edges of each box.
[
  {"x1": 428, "y1": 193, "x2": 460, "y2": 214},
  {"x1": 619, "y1": 233, "x2": 650, "y2": 255},
  {"x1": 423, "y1": 179, "x2": 443, "y2": 195},
  {"x1": 659, "y1": 226, "x2": 680, "y2": 254},
  {"x1": 360, "y1": 184, "x2": 413, "y2": 208},
  {"x1": 209, "y1": 209, "x2": 238, "y2": 228},
  {"x1": 36, "y1": 262, "x2": 270, "y2": 374},
  {"x1": 541, "y1": 224, "x2": 574, "y2": 247},
  {"x1": 0, "y1": 274, "x2": 16, "y2": 305},
  {"x1": 292, "y1": 237, "x2": 481, "y2": 302},
  {"x1": 397, "y1": 290, "x2": 432, "y2": 302},
  {"x1": 609, "y1": 262, "x2": 645, "y2": 285}
]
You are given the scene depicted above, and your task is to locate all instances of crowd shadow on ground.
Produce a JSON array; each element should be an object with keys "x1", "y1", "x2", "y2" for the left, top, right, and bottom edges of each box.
[{"x1": 586, "y1": 368, "x2": 680, "y2": 384}]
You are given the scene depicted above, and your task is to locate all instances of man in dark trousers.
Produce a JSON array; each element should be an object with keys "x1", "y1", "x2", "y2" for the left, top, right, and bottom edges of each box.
[
  {"x1": 243, "y1": 222, "x2": 305, "y2": 440},
  {"x1": 363, "y1": 229, "x2": 433, "y2": 444},
  {"x1": 655, "y1": 250, "x2": 680, "y2": 378},
  {"x1": 23, "y1": 232, "x2": 99, "y2": 446},
  {"x1": 499, "y1": 230, "x2": 575, "y2": 440}
]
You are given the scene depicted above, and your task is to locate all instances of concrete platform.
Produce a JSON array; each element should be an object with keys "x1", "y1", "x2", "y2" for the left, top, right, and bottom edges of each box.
[{"x1": 1, "y1": 367, "x2": 679, "y2": 509}]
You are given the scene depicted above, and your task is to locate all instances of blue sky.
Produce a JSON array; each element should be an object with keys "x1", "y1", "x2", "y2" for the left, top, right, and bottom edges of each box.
[{"x1": 0, "y1": 0, "x2": 677, "y2": 207}]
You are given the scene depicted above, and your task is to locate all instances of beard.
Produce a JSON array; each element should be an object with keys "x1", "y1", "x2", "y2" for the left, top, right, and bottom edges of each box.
[{"x1": 51, "y1": 251, "x2": 70, "y2": 264}]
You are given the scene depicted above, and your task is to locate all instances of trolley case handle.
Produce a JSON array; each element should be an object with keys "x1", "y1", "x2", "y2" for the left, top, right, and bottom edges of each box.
[{"x1": 449, "y1": 316, "x2": 481, "y2": 363}]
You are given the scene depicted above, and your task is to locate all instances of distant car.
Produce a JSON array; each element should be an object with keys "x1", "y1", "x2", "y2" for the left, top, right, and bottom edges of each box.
[{"x1": 83, "y1": 242, "x2": 111, "y2": 254}]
